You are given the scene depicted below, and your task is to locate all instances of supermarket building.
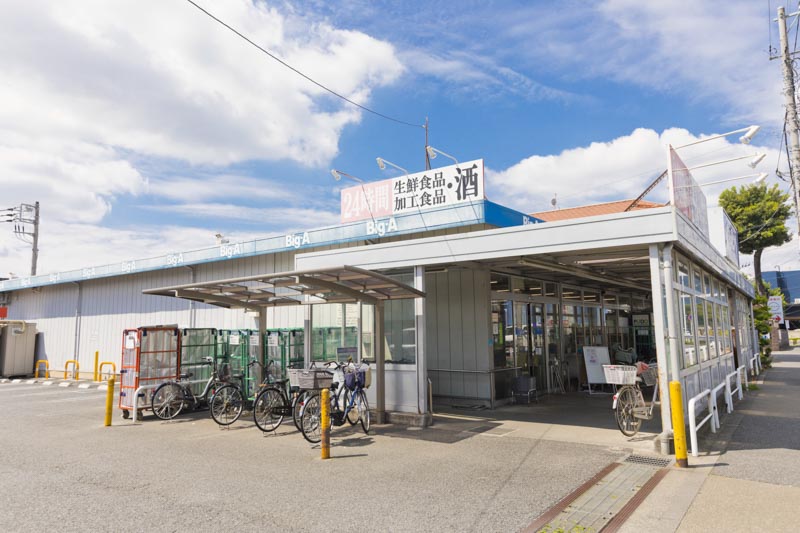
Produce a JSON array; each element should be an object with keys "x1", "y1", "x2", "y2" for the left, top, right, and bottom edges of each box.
[{"x1": 0, "y1": 157, "x2": 756, "y2": 439}]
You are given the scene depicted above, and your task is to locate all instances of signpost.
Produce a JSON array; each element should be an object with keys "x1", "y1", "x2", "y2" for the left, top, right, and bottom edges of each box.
[{"x1": 768, "y1": 295, "x2": 784, "y2": 324}]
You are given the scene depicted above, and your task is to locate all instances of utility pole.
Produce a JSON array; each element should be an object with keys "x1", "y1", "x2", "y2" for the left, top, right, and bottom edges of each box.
[
  {"x1": 777, "y1": 6, "x2": 800, "y2": 247},
  {"x1": 1, "y1": 201, "x2": 39, "y2": 276},
  {"x1": 31, "y1": 201, "x2": 39, "y2": 276},
  {"x1": 424, "y1": 117, "x2": 431, "y2": 170}
]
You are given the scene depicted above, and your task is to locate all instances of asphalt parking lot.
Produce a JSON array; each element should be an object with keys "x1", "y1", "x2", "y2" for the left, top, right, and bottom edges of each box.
[{"x1": 0, "y1": 381, "x2": 638, "y2": 532}]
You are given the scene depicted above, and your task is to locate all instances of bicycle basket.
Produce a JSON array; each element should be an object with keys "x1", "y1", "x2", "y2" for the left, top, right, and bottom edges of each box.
[
  {"x1": 640, "y1": 366, "x2": 658, "y2": 387},
  {"x1": 603, "y1": 365, "x2": 637, "y2": 385},
  {"x1": 297, "y1": 369, "x2": 333, "y2": 390},
  {"x1": 360, "y1": 366, "x2": 371, "y2": 389},
  {"x1": 344, "y1": 370, "x2": 357, "y2": 391},
  {"x1": 288, "y1": 368, "x2": 302, "y2": 388}
]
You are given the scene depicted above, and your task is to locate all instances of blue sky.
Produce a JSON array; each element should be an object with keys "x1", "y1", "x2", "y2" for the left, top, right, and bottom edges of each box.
[{"x1": 0, "y1": 0, "x2": 797, "y2": 277}]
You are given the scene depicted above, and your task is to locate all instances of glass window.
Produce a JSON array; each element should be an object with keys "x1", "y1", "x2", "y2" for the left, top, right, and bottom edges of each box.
[
  {"x1": 679, "y1": 292, "x2": 697, "y2": 367},
  {"x1": 706, "y1": 301, "x2": 718, "y2": 358},
  {"x1": 514, "y1": 302, "x2": 529, "y2": 370},
  {"x1": 695, "y1": 299, "x2": 708, "y2": 362},
  {"x1": 544, "y1": 283, "x2": 557, "y2": 298},
  {"x1": 523, "y1": 278, "x2": 543, "y2": 296},
  {"x1": 383, "y1": 272, "x2": 415, "y2": 364},
  {"x1": 491, "y1": 273, "x2": 510, "y2": 293},
  {"x1": 712, "y1": 279, "x2": 720, "y2": 300},
  {"x1": 693, "y1": 268, "x2": 704, "y2": 294},
  {"x1": 510, "y1": 276, "x2": 525, "y2": 294},
  {"x1": 703, "y1": 274, "x2": 712, "y2": 298},
  {"x1": 491, "y1": 301, "x2": 514, "y2": 368},
  {"x1": 562, "y1": 287, "x2": 581, "y2": 301},
  {"x1": 678, "y1": 259, "x2": 691, "y2": 288}
]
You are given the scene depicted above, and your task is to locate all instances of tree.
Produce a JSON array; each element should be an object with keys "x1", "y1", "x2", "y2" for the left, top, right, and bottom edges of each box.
[{"x1": 719, "y1": 183, "x2": 792, "y2": 295}]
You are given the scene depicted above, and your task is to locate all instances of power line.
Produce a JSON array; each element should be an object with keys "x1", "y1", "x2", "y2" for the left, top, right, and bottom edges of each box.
[{"x1": 183, "y1": 0, "x2": 423, "y2": 129}]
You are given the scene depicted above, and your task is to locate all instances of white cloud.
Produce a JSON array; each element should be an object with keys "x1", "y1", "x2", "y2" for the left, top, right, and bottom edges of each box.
[
  {"x1": 146, "y1": 175, "x2": 294, "y2": 203},
  {"x1": 0, "y1": 0, "x2": 403, "y2": 167},
  {"x1": 489, "y1": 127, "x2": 783, "y2": 214}
]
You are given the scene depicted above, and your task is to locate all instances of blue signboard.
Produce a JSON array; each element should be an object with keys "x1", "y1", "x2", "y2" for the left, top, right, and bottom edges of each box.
[{"x1": 0, "y1": 200, "x2": 542, "y2": 292}]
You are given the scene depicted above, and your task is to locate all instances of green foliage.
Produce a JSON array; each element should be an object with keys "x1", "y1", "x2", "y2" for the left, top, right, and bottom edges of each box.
[
  {"x1": 752, "y1": 282, "x2": 782, "y2": 337},
  {"x1": 718, "y1": 184, "x2": 792, "y2": 256}
]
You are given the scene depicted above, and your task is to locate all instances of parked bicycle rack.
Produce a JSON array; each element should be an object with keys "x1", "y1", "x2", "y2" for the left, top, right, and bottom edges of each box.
[
  {"x1": 34, "y1": 360, "x2": 49, "y2": 379},
  {"x1": 181, "y1": 328, "x2": 218, "y2": 397},
  {"x1": 64, "y1": 360, "x2": 79, "y2": 380}
]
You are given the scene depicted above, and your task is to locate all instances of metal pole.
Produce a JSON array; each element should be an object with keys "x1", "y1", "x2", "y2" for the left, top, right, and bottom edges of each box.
[
  {"x1": 778, "y1": 6, "x2": 800, "y2": 246},
  {"x1": 648, "y1": 244, "x2": 672, "y2": 455},
  {"x1": 375, "y1": 300, "x2": 385, "y2": 424},
  {"x1": 414, "y1": 266, "x2": 427, "y2": 417},
  {"x1": 424, "y1": 117, "x2": 431, "y2": 170},
  {"x1": 31, "y1": 201, "x2": 39, "y2": 276},
  {"x1": 104, "y1": 377, "x2": 115, "y2": 427}
]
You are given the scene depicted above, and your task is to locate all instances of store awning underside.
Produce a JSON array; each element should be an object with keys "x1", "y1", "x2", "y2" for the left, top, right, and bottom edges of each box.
[{"x1": 142, "y1": 265, "x2": 424, "y2": 310}]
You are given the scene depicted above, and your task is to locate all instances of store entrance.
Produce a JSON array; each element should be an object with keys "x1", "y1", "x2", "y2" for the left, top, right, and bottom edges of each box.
[{"x1": 492, "y1": 300, "x2": 555, "y2": 394}]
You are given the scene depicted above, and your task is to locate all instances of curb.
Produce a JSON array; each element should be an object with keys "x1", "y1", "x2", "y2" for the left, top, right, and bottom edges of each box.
[{"x1": 0, "y1": 378, "x2": 110, "y2": 390}]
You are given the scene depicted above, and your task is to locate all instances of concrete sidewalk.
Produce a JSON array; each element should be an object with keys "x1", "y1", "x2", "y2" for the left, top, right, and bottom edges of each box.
[{"x1": 619, "y1": 349, "x2": 800, "y2": 533}]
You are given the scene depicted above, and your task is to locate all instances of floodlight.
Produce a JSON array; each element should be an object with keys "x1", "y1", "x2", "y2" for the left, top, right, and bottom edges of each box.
[
  {"x1": 748, "y1": 153, "x2": 766, "y2": 168},
  {"x1": 376, "y1": 157, "x2": 386, "y2": 170},
  {"x1": 739, "y1": 125, "x2": 761, "y2": 144}
]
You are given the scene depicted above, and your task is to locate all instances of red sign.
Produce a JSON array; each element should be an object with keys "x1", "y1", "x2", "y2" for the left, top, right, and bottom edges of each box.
[{"x1": 0, "y1": 307, "x2": 7, "y2": 319}]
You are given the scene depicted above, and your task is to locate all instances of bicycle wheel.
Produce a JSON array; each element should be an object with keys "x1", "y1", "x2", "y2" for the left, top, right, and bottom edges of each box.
[
  {"x1": 357, "y1": 389, "x2": 370, "y2": 434},
  {"x1": 292, "y1": 390, "x2": 311, "y2": 431},
  {"x1": 210, "y1": 384, "x2": 244, "y2": 426},
  {"x1": 300, "y1": 393, "x2": 322, "y2": 444},
  {"x1": 253, "y1": 387, "x2": 285, "y2": 432},
  {"x1": 615, "y1": 386, "x2": 642, "y2": 437},
  {"x1": 343, "y1": 389, "x2": 359, "y2": 425},
  {"x1": 152, "y1": 382, "x2": 185, "y2": 420}
]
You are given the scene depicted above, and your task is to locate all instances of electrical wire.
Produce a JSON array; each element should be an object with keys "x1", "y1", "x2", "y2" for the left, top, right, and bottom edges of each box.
[{"x1": 183, "y1": 0, "x2": 423, "y2": 129}]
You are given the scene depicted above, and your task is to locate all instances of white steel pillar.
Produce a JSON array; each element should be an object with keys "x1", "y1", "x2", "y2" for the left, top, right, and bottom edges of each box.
[
  {"x1": 414, "y1": 266, "x2": 427, "y2": 417},
  {"x1": 649, "y1": 244, "x2": 673, "y2": 454},
  {"x1": 303, "y1": 305, "x2": 312, "y2": 368},
  {"x1": 375, "y1": 300, "x2": 386, "y2": 423}
]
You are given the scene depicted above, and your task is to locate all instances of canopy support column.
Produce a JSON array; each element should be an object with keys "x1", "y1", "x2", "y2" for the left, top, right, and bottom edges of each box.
[
  {"x1": 375, "y1": 300, "x2": 386, "y2": 424},
  {"x1": 649, "y1": 244, "x2": 672, "y2": 455}
]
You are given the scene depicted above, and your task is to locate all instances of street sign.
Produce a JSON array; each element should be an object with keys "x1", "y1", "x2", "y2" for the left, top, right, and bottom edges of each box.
[{"x1": 768, "y1": 295, "x2": 784, "y2": 324}]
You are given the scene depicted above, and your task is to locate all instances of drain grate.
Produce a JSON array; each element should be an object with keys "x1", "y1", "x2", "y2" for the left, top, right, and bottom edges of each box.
[{"x1": 624, "y1": 454, "x2": 671, "y2": 468}]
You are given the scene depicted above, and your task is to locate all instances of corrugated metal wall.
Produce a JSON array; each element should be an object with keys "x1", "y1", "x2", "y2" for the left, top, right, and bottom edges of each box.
[
  {"x1": 5, "y1": 251, "x2": 305, "y2": 374},
  {"x1": 425, "y1": 268, "x2": 491, "y2": 401}
]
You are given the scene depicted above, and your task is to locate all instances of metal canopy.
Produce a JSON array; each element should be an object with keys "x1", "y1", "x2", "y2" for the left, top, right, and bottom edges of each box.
[{"x1": 142, "y1": 265, "x2": 425, "y2": 311}]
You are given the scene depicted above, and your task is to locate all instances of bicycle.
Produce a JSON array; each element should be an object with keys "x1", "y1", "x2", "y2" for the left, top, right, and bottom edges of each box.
[
  {"x1": 603, "y1": 363, "x2": 659, "y2": 437},
  {"x1": 207, "y1": 358, "x2": 264, "y2": 426},
  {"x1": 300, "y1": 361, "x2": 370, "y2": 444},
  {"x1": 252, "y1": 361, "x2": 314, "y2": 433},
  {"x1": 151, "y1": 357, "x2": 230, "y2": 421}
]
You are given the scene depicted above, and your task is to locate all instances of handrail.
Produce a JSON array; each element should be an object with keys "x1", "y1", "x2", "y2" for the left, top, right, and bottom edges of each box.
[
  {"x1": 688, "y1": 388, "x2": 716, "y2": 457},
  {"x1": 34, "y1": 360, "x2": 50, "y2": 379},
  {"x1": 711, "y1": 381, "x2": 726, "y2": 428},
  {"x1": 724, "y1": 370, "x2": 742, "y2": 414},
  {"x1": 738, "y1": 364, "x2": 748, "y2": 391},
  {"x1": 64, "y1": 360, "x2": 79, "y2": 380},
  {"x1": 98, "y1": 361, "x2": 116, "y2": 381}
]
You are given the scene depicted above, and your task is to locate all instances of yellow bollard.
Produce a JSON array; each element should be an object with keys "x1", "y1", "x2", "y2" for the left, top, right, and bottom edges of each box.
[
  {"x1": 321, "y1": 388, "x2": 330, "y2": 460},
  {"x1": 64, "y1": 360, "x2": 79, "y2": 380},
  {"x1": 669, "y1": 381, "x2": 689, "y2": 468},
  {"x1": 94, "y1": 351, "x2": 99, "y2": 382},
  {"x1": 34, "y1": 360, "x2": 50, "y2": 379},
  {"x1": 104, "y1": 377, "x2": 115, "y2": 427}
]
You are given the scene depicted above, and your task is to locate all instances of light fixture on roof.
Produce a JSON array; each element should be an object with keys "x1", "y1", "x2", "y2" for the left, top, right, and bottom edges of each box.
[
  {"x1": 749, "y1": 153, "x2": 767, "y2": 168},
  {"x1": 331, "y1": 169, "x2": 364, "y2": 183},
  {"x1": 376, "y1": 157, "x2": 409, "y2": 176},
  {"x1": 677, "y1": 172, "x2": 769, "y2": 188},
  {"x1": 685, "y1": 152, "x2": 765, "y2": 171},
  {"x1": 673, "y1": 125, "x2": 761, "y2": 149},
  {"x1": 426, "y1": 145, "x2": 459, "y2": 165}
]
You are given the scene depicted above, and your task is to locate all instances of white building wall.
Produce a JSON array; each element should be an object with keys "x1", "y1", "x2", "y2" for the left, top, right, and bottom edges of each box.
[{"x1": 426, "y1": 268, "x2": 492, "y2": 401}]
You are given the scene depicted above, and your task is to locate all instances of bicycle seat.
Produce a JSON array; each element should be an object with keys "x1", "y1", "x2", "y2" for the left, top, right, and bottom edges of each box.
[
  {"x1": 180, "y1": 372, "x2": 193, "y2": 380},
  {"x1": 274, "y1": 378, "x2": 289, "y2": 386}
]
